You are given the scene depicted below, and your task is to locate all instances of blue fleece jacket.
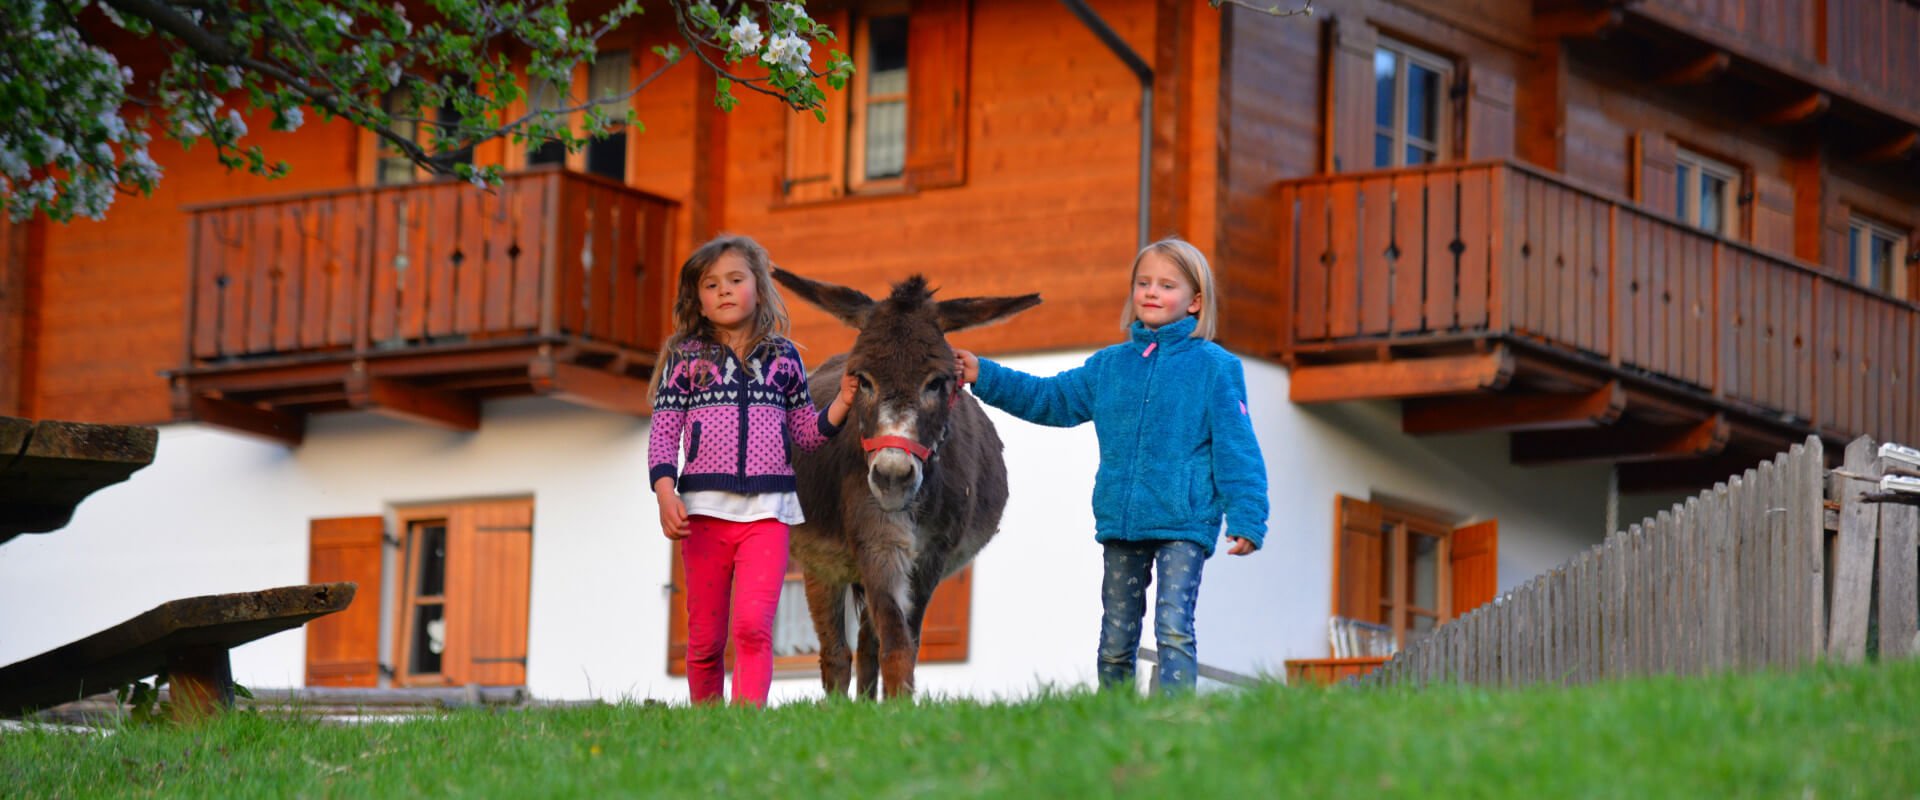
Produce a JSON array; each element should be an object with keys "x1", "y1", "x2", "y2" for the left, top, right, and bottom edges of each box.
[{"x1": 972, "y1": 316, "x2": 1269, "y2": 556}]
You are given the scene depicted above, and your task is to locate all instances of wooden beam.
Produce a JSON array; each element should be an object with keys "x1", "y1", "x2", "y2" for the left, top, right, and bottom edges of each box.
[
  {"x1": 1511, "y1": 413, "x2": 1730, "y2": 466},
  {"x1": 183, "y1": 394, "x2": 305, "y2": 447},
  {"x1": 345, "y1": 371, "x2": 479, "y2": 432},
  {"x1": 1290, "y1": 349, "x2": 1513, "y2": 404},
  {"x1": 1535, "y1": 7, "x2": 1623, "y2": 38},
  {"x1": 1754, "y1": 92, "x2": 1830, "y2": 126},
  {"x1": 529, "y1": 356, "x2": 653, "y2": 416},
  {"x1": 1653, "y1": 51, "x2": 1730, "y2": 86},
  {"x1": 1859, "y1": 130, "x2": 1919, "y2": 163},
  {"x1": 1403, "y1": 381, "x2": 1626, "y2": 435}
]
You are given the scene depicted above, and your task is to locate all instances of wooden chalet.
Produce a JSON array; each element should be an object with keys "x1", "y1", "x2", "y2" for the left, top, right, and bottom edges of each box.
[{"x1": 1, "y1": 0, "x2": 1915, "y2": 695}]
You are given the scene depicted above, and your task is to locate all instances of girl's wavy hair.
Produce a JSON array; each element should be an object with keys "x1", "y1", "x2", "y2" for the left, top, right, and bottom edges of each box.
[
  {"x1": 649, "y1": 234, "x2": 792, "y2": 402},
  {"x1": 1119, "y1": 235, "x2": 1218, "y2": 340}
]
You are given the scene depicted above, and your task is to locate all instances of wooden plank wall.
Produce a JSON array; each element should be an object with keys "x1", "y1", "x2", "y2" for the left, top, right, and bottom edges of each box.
[{"x1": 1359, "y1": 435, "x2": 1920, "y2": 689}]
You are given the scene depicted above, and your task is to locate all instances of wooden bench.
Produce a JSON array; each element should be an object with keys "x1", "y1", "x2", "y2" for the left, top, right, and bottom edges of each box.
[
  {"x1": 0, "y1": 583, "x2": 356, "y2": 720},
  {"x1": 0, "y1": 415, "x2": 157, "y2": 544}
]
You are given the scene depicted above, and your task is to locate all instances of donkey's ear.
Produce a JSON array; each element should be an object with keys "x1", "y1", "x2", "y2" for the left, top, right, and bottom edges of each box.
[
  {"x1": 935, "y1": 293, "x2": 1044, "y2": 333},
  {"x1": 773, "y1": 266, "x2": 876, "y2": 329}
]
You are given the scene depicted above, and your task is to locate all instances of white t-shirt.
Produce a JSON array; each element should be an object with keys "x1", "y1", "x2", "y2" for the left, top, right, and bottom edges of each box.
[{"x1": 681, "y1": 490, "x2": 806, "y2": 526}]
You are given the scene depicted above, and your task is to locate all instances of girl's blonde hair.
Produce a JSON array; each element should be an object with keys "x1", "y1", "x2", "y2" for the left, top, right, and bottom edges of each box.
[
  {"x1": 1119, "y1": 235, "x2": 1217, "y2": 340},
  {"x1": 649, "y1": 234, "x2": 792, "y2": 401}
]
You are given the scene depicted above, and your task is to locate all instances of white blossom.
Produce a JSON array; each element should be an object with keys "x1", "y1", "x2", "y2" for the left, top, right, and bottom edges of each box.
[
  {"x1": 729, "y1": 17, "x2": 763, "y2": 52},
  {"x1": 274, "y1": 106, "x2": 306, "y2": 132},
  {"x1": 763, "y1": 33, "x2": 811, "y2": 71}
]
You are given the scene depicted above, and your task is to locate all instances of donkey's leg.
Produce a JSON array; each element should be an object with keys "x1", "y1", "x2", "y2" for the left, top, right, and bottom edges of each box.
[
  {"x1": 802, "y1": 573, "x2": 853, "y2": 697},
  {"x1": 903, "y1": 562, "x2": 942, "y2": 653},
  {"x1": 853, "y1": 590, "x2": 880, "y2": 701},
  {"x1": 856, "y1": 541, "x2": 921, "y2": 700}
]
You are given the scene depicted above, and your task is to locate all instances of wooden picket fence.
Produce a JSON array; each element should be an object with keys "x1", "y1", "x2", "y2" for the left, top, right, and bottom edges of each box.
[{"x1": 1359, "y1": 435, "x2": 1920, "y2": 688}]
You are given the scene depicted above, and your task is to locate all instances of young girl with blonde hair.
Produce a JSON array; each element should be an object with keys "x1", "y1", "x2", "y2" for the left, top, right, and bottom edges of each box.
[
  {"x1": 955, "y1": 235, "x2": 1269, "y2": 695},
  {"x1": 648, "y1": 234, "x2": 855, "y2": 706}
]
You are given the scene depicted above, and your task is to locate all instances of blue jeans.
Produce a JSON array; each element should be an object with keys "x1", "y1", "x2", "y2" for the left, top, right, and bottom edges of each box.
[{"x1": 1098, "y1": 539, "x2": 1206, "y2": 695}]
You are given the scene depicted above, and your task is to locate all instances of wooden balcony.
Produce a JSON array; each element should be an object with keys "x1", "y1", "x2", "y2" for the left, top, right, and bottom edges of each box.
[
  {"x1": 1547, "y1": 0, "x2": 1920, "y2": 156},
  {"x1": 170, "y1": 168, "x2": 678, "y2": 445},
  {"x1": 1276, "y1": 161, "x2": 1918, "y2": 491}
]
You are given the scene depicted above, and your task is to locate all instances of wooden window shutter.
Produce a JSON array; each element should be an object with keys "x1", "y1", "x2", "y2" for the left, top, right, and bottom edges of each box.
[
  {"x1": 783, "y1": 11, "x2": 852, "y2": 202},
  {"x1": 783, "y1": 8, "x2": 852, "y2": 202},
  {"x1": 905, "y1": 0, "x2": 971, "y2": 189},
  {"x1": 306, "y1": 516, "x2": 385, "y2": 687},
  {"x1": 917, "y1": 566, "x2": 972, "y2": 662},
  {"x1": 1325, "y1": 17, "x2": 1378, "y2": 173},
  {"x1": 1331, "y1": 495, "x2": 1386, "y2": 621},
  {"x1": 1632, "y1": 131, "x2": 1678, "y2": 218},
  {"x1": 444, "y1": 499, "x2": 534, "y2": 686},
  {"x1": 1462, "y1": 63, "x2": 1515, "y2": 160},
  {"x1": 1749, "y1": 171, "x2": 1796, "y2": 257},
  {"x1": 1449, "y1": 518, "x2": 1498, "y2": 616}
]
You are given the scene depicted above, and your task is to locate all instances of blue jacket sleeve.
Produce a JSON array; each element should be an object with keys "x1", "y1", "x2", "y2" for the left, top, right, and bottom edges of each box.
[
  {"x1": 970, "y1": 354, "x2": 1099, "y2": 428},
  {"x1": 1210, "y1": 354, "x2": 1269, "y2": 549}
]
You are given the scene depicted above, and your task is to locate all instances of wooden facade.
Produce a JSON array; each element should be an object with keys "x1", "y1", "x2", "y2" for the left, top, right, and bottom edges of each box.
[{"x1": 0, "y1": 0, "x2": 1913, "y2": 487}]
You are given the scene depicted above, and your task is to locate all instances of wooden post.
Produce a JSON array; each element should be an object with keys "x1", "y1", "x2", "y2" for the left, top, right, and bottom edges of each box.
[
  {"x1": 166, "y1": 645, "x2": 235, "y2": 721},
  {"x1": 1829, "y1": 436, "x2": 1880, "y2": 662}
]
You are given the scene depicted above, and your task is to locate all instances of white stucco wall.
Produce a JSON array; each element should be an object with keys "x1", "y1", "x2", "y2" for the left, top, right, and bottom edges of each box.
[{"x1": 0, "y1": 351, "x2": 1625, "y2": 704}]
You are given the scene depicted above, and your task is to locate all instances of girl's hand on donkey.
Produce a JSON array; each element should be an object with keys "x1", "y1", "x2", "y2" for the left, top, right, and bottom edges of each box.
[
  {"x1": 1226, "y1": 536, "x2": 1255, "y2": 556},
  {"x1": 827, "y1": 371, "x2": 859, "y2": 426},
  {"x1": 953, "y1": 349, "x2": 979, "y2": 384}
]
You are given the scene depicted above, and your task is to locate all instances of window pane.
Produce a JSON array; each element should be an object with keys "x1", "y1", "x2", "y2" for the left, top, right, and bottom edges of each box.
[
  {"x1": 870, "y1": 16, "x2": 908, "y2": 76},
  {"x1": 1374, "y1": 50, "x2": 1397, "y2": 128},
  {"x1": 1849, "y1": 226, "x2": 1863, "y2": 283},
  {"x1": 1674, "y1": 163, "x2": 1690, "y2": 222},
  {"x1": 1375, "y1": 133, "x2": 1394, "y2": 168},
  {"x1": 1410, "y1": 533, "x2": 1439, "y2": 612},
  {"x1": 1408, "y1": 63, "x2": 1440, "y2": 142},
  {"x1": 589, "y1": 51, "x2": 630, "y2": 101},
  {"x1": 410, "y1": 604, "x2": 444, "y2": 674},
  {"x1": 525, "y1": 77, "x2": 570, "y2": 165},
  {"x1": 1870, "y1": 232, "x2": 1897, "y2": 292},
  {"x1": 416, "y1": 521, "x2": 447, "y2": 597},
  {"x1": 865, "y1": 100, "x2": 906, "y2": 179},
  {"x1": 1699, "y1": 173, "x2": 1727, "y2": 234},
  {"x1": 1406, "y1": 143, "x2": 1435, "y2": 165}
]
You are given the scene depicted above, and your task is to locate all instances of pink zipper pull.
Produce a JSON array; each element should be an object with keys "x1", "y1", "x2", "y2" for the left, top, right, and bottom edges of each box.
[{"x1": 1142, "y1": 342, "x2": 1156, "y2": 358}]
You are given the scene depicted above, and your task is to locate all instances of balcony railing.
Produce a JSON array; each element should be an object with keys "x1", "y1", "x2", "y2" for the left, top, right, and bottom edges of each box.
[
  {"x1": 1276, "y1": 160, "x2": 1918, "y2": 448},
  {"x1": 1627, "y1": 0, "x2": 1920, "y2": 122},
  {"x1": 176, "y1": 168, "x2": 678, "y2": 442}
]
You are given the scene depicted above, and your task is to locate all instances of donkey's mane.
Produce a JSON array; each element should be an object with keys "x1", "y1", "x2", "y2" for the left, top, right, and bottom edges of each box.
[{"x1": 882, "y1": 275, "x2": 936, "y2": 310}]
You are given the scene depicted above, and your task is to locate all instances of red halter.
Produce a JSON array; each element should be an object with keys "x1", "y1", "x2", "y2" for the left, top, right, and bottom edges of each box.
[{"x1": 857, "y1": 384, "x2": 960, "y2": 461}]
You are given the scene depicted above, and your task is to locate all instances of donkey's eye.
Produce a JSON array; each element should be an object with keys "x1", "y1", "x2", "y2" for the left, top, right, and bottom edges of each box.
[
  {"x1": 856, "y1": 374, "x2": 873, "y2": 391},
  {"x1": 925, "y1": 376, "x2": 949, "y2": 396}
]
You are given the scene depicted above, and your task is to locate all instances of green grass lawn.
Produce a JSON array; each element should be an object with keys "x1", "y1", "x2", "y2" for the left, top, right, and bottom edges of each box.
[{"x1": 6, "y1": 659, "x2": 1918, "y2": 799}]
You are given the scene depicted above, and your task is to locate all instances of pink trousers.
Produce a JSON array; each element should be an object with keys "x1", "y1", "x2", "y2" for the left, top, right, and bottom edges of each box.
[{"x1": 683, "y1": 515, "x2": 790, "y2": 707}]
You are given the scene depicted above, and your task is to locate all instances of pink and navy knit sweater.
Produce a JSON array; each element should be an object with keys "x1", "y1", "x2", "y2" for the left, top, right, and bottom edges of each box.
[{"x1": 647, "y1": 336, "x2": 839, "y2": 494}]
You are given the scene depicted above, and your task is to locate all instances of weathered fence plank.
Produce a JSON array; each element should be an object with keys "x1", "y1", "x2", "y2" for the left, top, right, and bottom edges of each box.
[
  {"x1": 1830, "y1": 437, "x2": 1880, "y2": 662},
  {"x1": 1876, "y1": 451, "x2": 1919, "y2": 660},
  {"x1": 1795, "y1": 438, "x2": 1826, "y2": 664}
]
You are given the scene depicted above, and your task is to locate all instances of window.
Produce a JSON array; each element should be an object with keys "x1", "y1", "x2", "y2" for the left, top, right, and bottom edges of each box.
[
  {"x1": 850, "y1": 13, "x2": 909, "y2": 188},
  {"x1": 521, "y1": 51, "x2": 631, "y2": 182},
  {"x1": 375, "y1": 86, "x2": 420, "y2": 185},
  {"x1": 668, "y1": 546, "x2": 972, "y2": 675},
  {"x1": 1675, "y1": 149, "x2": 1740, "y2": 237},
  {"x1": 781, "y1": 1, "x2": 970, "y2": 202},
  {"x1": 370, "y1": 81, "x2": 475, "y2": 186},
  {"x1": 1848, "y1": 215, "x2": 1912, "y2": 300},
  {"x1": 1372, "y1": 40, "x2": 1451, "y2": 169},
  {"x1": 305, "y1": 498, "x2": 533, "y2": 688},
  {"x1": 1332, "y1": 495, "x2": 1497, "y2": 649}
]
